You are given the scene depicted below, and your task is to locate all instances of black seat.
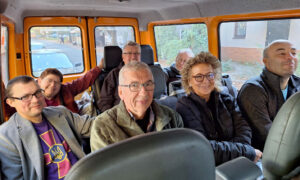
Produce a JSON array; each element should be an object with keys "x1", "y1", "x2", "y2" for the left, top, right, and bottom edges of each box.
[
  {"x1": 216, "y1": 156, "x2": 262, "y2": 180},
  {"x1": 65, "y1": 129, "x2": 216, "y2": 180},
  {"x1": 91, "y1": 46, "x2": 122, "y2": 114},
  {"x1": 140, "y1": 44, "x2": 167, "y2": 99},
  {"x1": 262, "y1": 92, "x2": 300, "y2": 179}
]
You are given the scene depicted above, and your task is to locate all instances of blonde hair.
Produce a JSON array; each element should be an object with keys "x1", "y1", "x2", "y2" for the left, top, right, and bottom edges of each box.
[{"x1": 181, "y1": 51, "x2": 222, "y2": 95}]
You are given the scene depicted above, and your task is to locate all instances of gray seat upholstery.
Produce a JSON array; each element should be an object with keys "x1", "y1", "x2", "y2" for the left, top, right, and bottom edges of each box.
[
  {"x1": 216, "y1": 157, "x2": 262, "y2": 180},
  {"x1": 65, "y1": 128, "x2": 216, "y2": 180},
  {"x1": 262, "y1": 92, "x2": 300, "y2": 179},
  {"x1": 141, "y1": 44, "x2": 167, "y2": 98}
]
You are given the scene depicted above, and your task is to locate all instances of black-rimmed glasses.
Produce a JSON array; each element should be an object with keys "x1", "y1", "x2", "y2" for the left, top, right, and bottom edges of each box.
[
  {"x1": 192, "y1": 73, "x2": 215, "y2": 82},
  {"x1": 8, "y1": 89, "x2": 45, "y2": 102},
  {"x1": 119, "y1": 81, "x2": 155, "y2": 92}
]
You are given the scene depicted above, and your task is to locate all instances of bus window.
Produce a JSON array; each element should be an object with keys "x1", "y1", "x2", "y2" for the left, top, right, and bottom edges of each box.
[
  {"x1": 220, "y1": 19, "x2": 300, "y2": 89},
  {"x1": 94, "y1": 26, "x2": 135, "y2": 64},
  {"x1": 154, "y1": 23, "x2": 208, "y2": 67},
  {"x1": 29, "y1": 26, "x2": 84, "y2": 77},
  {"x1": 1, "y1": 25, "x2": 9, "y2": 85}
]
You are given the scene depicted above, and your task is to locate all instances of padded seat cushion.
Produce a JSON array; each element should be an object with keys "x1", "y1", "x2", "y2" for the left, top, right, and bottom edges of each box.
[
  {"x1": 262, "y1": 92, "x2": 300, "y2": 179},
  {"x1": 65, "y1": 129, "x2": 216, "y2": 180}
]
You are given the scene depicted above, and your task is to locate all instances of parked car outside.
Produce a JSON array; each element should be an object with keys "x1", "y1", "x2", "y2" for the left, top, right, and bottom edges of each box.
[{"x1": 31, "y1": 49, "x2": 74, "y2": 77}]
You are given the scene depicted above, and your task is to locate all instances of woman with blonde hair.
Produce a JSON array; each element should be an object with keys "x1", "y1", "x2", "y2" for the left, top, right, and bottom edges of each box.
[{"x1": 176, "y1": 52, "x2": 262, "y2": 165}]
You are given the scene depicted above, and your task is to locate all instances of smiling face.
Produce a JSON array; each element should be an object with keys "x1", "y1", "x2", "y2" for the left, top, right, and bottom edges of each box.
[
  {"x1": 189, "y1": 63, "x2": 215, "y2": 101},
  {"x1": 118, "y1": 68, "x2": 154, "y2": 119},
  {"x1": 6, "y1": 81, "x2": 46, "y2": 123},
  {"x1": 122, "y1": 45, "x2": 141, "y2": 65},
  {"x1": 175, "y1": 52, "x2": 193, "y2": 71},
  {"x1": 38, "y1": 74, "x2": 61, "y2": 100},
  {"x1": 263, "y1": 41, "x2": 298, "y2": 78}
]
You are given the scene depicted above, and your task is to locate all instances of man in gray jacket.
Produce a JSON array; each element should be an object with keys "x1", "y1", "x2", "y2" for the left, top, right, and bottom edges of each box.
[
  {"x1": 91, "y1": 61, "x2": 183, "y2": 151},
  {"x1": 0, "y1": 75, "x2": 94, "y2": 180},
  {"x1": 238, "y1": 39, "x2": 300, "y2": 151}
]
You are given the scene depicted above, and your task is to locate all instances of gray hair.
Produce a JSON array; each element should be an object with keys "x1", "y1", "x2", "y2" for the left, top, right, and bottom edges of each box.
[
  {"x1": 175, "y1": 48, "x2": 195, "y2": 62},
  {"x1": 119, "y1": 61, "x2": 153, "y2": 84},
  {"x1": 123, "y1": 41, "x2": 141, "y2": 52}
]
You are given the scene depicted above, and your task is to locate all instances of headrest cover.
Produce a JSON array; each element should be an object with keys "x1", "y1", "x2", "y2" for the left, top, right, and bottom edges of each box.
[
  {"x1": 141, "y1": 45, "x2": 154, "y2": 65},
  {"x1": 65, "y1": 128, "x2": 215, "y2": 180},
  {"x1": 104, "y1": 46, "x2": 122, "y2": 71}
]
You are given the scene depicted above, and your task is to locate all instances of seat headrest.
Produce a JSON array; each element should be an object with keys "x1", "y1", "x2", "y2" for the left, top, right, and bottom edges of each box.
[
  {"x1": 262, "y1": 92, "x2": 300, "y2": 179},
  {"x1": 65, "y1": 128, "x2": 215, "y2": 180},
  {"x1": 103, "y1": 46, "x2": 122, "y2": 71},
  {"x1": 141, "y1": 44, "x2": 154, "y2": 65}
]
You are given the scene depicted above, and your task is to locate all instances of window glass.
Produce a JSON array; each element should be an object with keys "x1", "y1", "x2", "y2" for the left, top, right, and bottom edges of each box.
[
  {"x1": 30, "y1": 26, "x2": 84, "y2": 77},
  {"x1": 94, "y1": 26, "x2": 135, "y2": 64},
  {"x1": 1, "y1": 25, "x2": 9, "y2": 85},
  {"x1": 220, "y1": 19, "x2": 300, "y2": 89},
  {"x1": 154, "y1": 23, "x2": 208, "y2": 67}
]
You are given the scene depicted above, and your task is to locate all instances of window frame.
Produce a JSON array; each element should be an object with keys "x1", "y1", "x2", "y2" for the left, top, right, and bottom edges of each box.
[
  {"x1": 24, "y1": 17, "x2": 90, "y2": 83},
  {"x1": 87, "y1": 17, "x2": 140, "y2": 68},
  {"x1": 153, "y1": 22, "x2": 209, "y2": 67}
]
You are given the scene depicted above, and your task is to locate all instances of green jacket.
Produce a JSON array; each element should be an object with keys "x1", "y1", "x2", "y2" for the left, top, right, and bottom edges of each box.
[{"x1": 91, "y1": 100, "x2": 183, "y2": 151}]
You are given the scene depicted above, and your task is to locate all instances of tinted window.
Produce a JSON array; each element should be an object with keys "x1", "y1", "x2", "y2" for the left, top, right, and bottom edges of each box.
[
  {"x1": 94, "y1": 26, "x2": 135, "y2": 64},
  {"x1": 154, "y1": 23, "x2": 208, "y2": 67},
  {"x1": 1, "y1": 25, "x2": 9, "y2": 85},
  {"x1": 30, "y1": 26, "x2": 84, "y2": 77},
  {"x1": 220, "y1": 19, "x2": 300, "y2": 89}
]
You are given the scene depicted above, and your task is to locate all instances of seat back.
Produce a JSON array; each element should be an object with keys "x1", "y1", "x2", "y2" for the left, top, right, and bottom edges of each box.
[
  {"x1": 262, "y1": 92, "x2": 300, "y2": 179},
  {"x1": 65, "y1": 129, "x2": 216, "y2": 180},
  {"x1": 91, "y1": 46, "x2": 122, "y2": 114},
  {"x1": 221, "y1": 74, "x2": 238, "y2": 99},
  {"x1": 140, "y1": 44, "x2": 167, "y2": 98},
  {"x1": 216, "y1": 157, "x2": 262, "y2": 180}
]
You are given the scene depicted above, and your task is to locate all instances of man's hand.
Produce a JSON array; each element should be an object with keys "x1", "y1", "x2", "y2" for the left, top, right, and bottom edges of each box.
[
  {"x1": 98, "y1": 58, "x2": 104, "y2": 69},
  {"x1": 254, "y1": 149, "x2": 263, "y2": 163}
]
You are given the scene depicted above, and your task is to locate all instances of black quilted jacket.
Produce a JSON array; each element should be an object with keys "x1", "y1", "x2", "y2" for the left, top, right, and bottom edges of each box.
[{"x1": 176, "y1": 91, "x2": 255, "y2": 165}]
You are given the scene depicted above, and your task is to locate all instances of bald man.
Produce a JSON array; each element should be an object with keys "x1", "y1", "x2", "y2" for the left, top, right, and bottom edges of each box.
[{"x1": 238, "y1": 39, "x2": 300, "y2": 151}]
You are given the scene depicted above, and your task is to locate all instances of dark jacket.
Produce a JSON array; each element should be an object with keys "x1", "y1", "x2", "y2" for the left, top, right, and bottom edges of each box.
[
  {"x1": 176, "y1": 91, "x2": 255, "y2": 165},
  {"x1": 91, "y1": 100, "x2": 183, "y2": 151},
  {"x1": 163, "y1": 63, "x2": 181, "y2": 85},
  {"x1": 237, "y1": 68, "x2": 300, "y2": 151},
  {"x1": 97, "y1": 62, "x2": 123, "y2": 112}
]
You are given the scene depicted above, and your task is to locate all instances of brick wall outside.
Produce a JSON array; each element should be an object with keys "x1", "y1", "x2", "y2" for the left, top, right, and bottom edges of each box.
[{"x1": 221, "y1": 47, "x2": 263, "y2": 63}]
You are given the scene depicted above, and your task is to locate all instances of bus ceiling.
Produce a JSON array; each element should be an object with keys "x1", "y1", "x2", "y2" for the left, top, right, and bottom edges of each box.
[{"x1": 1, "y1": 0, "x2": 300, "y2": 33}]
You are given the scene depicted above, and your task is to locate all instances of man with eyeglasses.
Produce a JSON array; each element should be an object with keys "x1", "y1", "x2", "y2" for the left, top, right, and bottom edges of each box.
[
  {"x1": 163, "y1": 49, "x2": 194, "y2": 93},
  {"x1": 37, "y1": 60, "x2": 103, "y2": 114},
  {"x1": 90, "y1": 61, "x2": 183, "y2": 151},
  {"x1": 0, "y1": 76, "x2": 95, "y2": 179},
  {"x1": 97, "y1": 41, "x2": 141, "y2": 113}
]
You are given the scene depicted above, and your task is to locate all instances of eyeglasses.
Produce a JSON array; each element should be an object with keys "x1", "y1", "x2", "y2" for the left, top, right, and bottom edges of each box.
[
  {"x1": 119, "y1": 81, "x2": 155, "y2": 92},
  {"x1": 46, "y1": 78, "x2": 61, "y2": 86},
  {"x1": 9, "y1": 89, "x2": 45, "y2": 102},
  {"x1": 192, "y1": 73, "x2": 215, "y2": 82},
  {"x1": 123, "y1": 52, "x2": 141, "y2": 56}
]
